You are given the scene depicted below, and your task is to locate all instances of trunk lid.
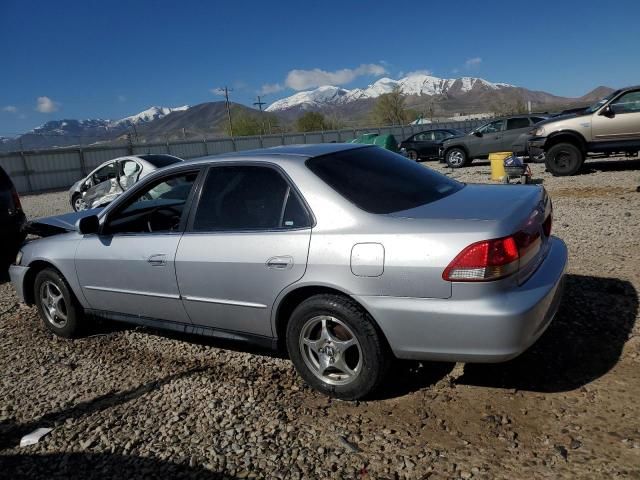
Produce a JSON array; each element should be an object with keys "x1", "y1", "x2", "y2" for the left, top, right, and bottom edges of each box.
[{"x1": 390, "y1": 184, "x2": 552, "y2": 284}]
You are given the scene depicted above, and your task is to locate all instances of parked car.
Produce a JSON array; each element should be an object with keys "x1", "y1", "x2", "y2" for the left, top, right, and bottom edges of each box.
[
  {"x1": 529, "y1": 85, "x2": 640, "y2": 176},
  {"x1": 399, "y1": 129, "x2": 464, "y2": 161},
  {"x1": 0, "y1": 166, "x2": 26, "y2": 266},
  {"x1": 440, "y1": 115, "x2": 548, "y2": 168},
  {"x1": 11, "y1": 144, "x2": 567, "y2": 400},
  {"x1": 68, "y1": 154, "x2": 183, "y2": 211}
]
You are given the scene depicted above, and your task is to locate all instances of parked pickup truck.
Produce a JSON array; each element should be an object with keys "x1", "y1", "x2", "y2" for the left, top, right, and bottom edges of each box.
[{"x1": 528, "y1": 85, "x2": 640, "y2": 176}]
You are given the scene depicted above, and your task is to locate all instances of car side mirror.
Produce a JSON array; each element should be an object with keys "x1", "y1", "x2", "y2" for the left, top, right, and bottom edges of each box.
[
  {"x1": 473, "y1": 131, "x2": 483, "y2": 137},
  {"x1": 600, "y1": 105, "x2": 615, "y2": 118},
  {"x1": 77, "y1": 215, "x2": 99, "y2": 235}
]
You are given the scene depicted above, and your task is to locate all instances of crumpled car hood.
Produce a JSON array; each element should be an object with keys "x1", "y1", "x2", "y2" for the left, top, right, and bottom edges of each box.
[{"x1": 25, "y1": 208, "x2": 102, "y2": 237}]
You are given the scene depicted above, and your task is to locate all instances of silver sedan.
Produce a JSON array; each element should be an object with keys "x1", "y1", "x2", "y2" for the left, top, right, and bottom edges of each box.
[
  {"x1": 11, "y1": 144, "x2": 567, "y2": 399},
  {"x1": 68, "y1": 154, "x2": 183, "y2": 211}
]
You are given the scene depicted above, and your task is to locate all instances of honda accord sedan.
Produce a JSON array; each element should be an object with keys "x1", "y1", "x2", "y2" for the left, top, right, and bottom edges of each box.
[{"x1": 10, "y1": 144, "x2": 567, "y2": 399}]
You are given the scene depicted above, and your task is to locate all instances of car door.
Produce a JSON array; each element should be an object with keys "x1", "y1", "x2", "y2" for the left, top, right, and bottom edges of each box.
[
  {"x1": 469, "y1": 120, "x2": 505, "y2": 157},
  {"x1": 84, "y1": 162, "x2": 120, "y2": 208},
  {"x1": 502, "y1": 117, "x2": 534, "y2": 153},
  {"x1": 592, "y1": 89, "x2": 640, "y2": 141},
  {"x1": 75, "y1": 169, "x2": 201, "y2": 322},
  {"x1": 175, "y1": 163, "x2": 312, "y2": 337}
]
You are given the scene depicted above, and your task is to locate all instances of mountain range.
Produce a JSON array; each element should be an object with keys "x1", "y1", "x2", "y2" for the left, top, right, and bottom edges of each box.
[{"x1": 0, "y1": 73, "x2": 614, "y2": 152}]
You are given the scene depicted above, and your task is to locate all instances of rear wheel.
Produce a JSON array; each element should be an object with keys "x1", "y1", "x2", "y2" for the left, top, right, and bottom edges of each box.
[
  {"x1": 445, "y1": 147, "x2": 468, "y2": 168},
  {"x1": 407, "y1": 149, "x2": 419, "y2": 161},
  {"x1": 286, "y1": 294, "x2": 390, "y2": 400},
  {"x1": 34, "y1": 268, "x2": 83, "y2": 338},
  {"x1": 545, "y1": 143, "x2": 584, "y2": 176}
]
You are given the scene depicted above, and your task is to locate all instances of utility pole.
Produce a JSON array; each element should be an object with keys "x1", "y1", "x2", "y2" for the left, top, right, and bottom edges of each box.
[
  {"x1": 254, "y1": 95, "x2": 267, "y2": 135},
  {"x1": 253, "y1": 95, "x2": 266, "y2": 112},
  {"x1": 218, "y1": 86, "x2": 234, "y2": 137}
]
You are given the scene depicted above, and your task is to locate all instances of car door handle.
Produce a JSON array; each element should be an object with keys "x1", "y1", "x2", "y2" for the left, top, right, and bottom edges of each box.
[
  {"x1": 266, "y1": 256, "x2": 293, "y2": 270},
  {"x1": 147, "y1": 254, "x2": 167, "y2": 266}
]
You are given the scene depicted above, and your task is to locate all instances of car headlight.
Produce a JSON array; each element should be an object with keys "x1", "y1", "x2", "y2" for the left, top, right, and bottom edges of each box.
[
  {"x1": 15, "y1": 250, "x2": 23, "y2": 266},
  {"x1": 531, "y1": 126, "x2": 546, "y2": 136}
]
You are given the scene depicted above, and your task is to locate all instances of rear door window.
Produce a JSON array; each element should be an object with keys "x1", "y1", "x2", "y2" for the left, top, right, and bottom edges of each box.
[
  {"x1": 192, "y1": 165, "x2": 310, "y2": 231},
  {"x1": 306, "y1": 147, "x2": 463, "y2": 214},
  {"x1": 506, "y1": 118, "x2": 531, "y2": 130}
]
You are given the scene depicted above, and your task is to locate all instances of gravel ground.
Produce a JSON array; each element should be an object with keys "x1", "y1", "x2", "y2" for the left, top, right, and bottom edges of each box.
[{"x1": 1, "y1": 156, "x2": 639, "y2": 479}]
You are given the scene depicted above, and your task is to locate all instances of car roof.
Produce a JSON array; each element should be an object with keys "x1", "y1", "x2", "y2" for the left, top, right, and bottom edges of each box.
[{"x1": 181, "y1": 143, "x2": 369, "y2": 166}]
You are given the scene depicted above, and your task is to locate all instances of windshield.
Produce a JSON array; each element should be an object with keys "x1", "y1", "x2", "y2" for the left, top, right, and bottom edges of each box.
[
  {"x1": 584, "y1": 90, "x2": 619, "y2": 114},
  {"x1": 306, "y1": 146, "x2": 463, "y2": 214}
]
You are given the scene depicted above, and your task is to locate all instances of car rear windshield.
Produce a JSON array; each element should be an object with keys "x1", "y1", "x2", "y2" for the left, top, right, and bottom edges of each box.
[
  {"x1": 138, "y1": 154, "x2": 182, "y2": 168},
  {"x1": 306, "y1": 147, "x2": 463, "y2": 214}
]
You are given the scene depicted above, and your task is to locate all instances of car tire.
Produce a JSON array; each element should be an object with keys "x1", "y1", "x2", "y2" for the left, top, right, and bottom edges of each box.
[
  {"x1": 286, "y1": 294, "x2": 390, "y2": 400},
  {"x1": 407, "y1": 150, "x2": 419, "y2": 161},
  {"x1": 34, "y1": 268, "x2": 83, "y2": 338},
  {"x1": 445, "y1": 147, "x2": 468, "y2": 168},
  {"x1": 72, "y1": 194, "x2": 87, "y2": 212},
  {"x1": 545, "y1": 143, "x2": 584, "y2": 176}
]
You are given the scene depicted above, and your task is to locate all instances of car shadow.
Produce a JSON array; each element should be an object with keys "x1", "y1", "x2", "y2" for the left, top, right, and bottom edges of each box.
[
  {"x1": 370, "y1": 360, "x2": 455, "y2": 400},
  {"x1": 0, "y1": 452, "x2": 235, "y2": 479},
  {"x1": 580, "y1": 157, "x2": 640, "y2": 175},
  {"x1": 458, "y1": 274, "x2": 638, "y2": 393}
]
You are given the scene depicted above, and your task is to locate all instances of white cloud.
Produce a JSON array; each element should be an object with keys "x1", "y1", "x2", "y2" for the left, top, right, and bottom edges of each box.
[
  {"x1": 404, "y1": 69, "x2": 432, "y2": 77},
  {"x1": 259, "y1": 83, "x2": 284, "y2": 95},
  {"x1": 285, "y1": 63, "x2": 387, "y2": 90},
  {"x1": 465, "y1": 57, "x2": 482, "y2": 68},
  {"x1": 36, "y1": 96, "x2": 59, "y2": 113},
  {"x1": 2, "y1": 105, "x2": 17, "y2": 113},
  {"x1": 452, "y1": 68, "x2": 460, "y2": 74}
]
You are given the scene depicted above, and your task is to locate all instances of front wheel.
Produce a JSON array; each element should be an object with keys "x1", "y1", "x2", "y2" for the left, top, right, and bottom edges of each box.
[
  {"x1": 545, "y1": 143, "x2": 584, "y2": 176},
  {"x1": 406, "y1": 149, "x2": 419, "y2": 161},
  {"x1": 286, "y1": 294, "x2": 390, "y2": 400},
  {"x1": 445, "y1": 147, "x2": 468, "y2": 168},
  {"x1": 34, "y1": 268, "x2": 83, "y2": 338},
  {"x1": 72, "y1": 194, "x2": 87, "y2": 212}
]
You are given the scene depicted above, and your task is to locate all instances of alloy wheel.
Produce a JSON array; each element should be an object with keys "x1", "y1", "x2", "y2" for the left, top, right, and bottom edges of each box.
[
  {"x1": 448, "y1": 150, "x2": 464, "y2": 167},
  {"x1": 39, "y1": 280, "x2": 68, "y2": 328},
  {"x1": 299, "y1": 315, "x2": 362, "y2": 386}
]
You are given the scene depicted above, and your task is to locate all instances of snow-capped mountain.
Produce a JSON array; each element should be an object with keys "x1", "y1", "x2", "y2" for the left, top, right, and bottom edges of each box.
[
  {"x1": 115, "y1": 105, "x2": 189, "y2": 126},
  {"x1": 266, "y1": 74, "x2": 514, "y2": 111}
]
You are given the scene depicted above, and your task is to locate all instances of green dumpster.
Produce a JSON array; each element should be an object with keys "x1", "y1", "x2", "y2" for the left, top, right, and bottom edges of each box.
[{"x1": 350, "y1": 133, "x2": 399, "y2": 153}]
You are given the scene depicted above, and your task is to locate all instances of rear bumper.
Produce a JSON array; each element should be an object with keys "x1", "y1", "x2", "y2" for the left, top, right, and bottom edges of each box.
[
  {"x1": 354, "y1": 237, "x2": 568, "y2": 363},
  {"x1": 9, "y1": 264, "x2": 30, "y2": 303}
]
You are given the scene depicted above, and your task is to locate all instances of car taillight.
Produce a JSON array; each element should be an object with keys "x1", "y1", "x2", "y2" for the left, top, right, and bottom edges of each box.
[
  {"x1": 542, "y1": 213, "x2": 552, "y2": 237},
  {"x1": 443, "y1": 230, "x2": 542, "y2": 282},
  {"x1": 10, "y1": 187, "x2": 22, "y2": 211}
]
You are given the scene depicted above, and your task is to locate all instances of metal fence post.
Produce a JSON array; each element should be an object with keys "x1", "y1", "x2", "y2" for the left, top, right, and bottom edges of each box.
[
  {"x1": 337, "y1": 130, "x2": 342, "y2": 142},
  {"x1": 303, "y1": 133, "x2": 307, "y2": 144},
  {"x1": 259, "y1": 135, "x2": 264, "y2": 148},
  {"x1": 19, "y1": 149, "x2": 33, "y2": 192},
  {"x1": 78, "y1": 148, "x2": 87, "y2": 176},
  {"x1": 203, "y1": 137, "x2": 209, "y2": 155}
]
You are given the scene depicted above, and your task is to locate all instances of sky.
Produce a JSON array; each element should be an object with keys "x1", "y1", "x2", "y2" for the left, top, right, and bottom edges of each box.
[{"x1": 1, "y1": 0, "x2": 639, "y2": 136}]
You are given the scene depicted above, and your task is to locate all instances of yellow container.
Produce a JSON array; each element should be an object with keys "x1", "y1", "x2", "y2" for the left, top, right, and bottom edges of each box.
[{"x1": 489, "y1": 151, "x2": 511, "y2": 181}]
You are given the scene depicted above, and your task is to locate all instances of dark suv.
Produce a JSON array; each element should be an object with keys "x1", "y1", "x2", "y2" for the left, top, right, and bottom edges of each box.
[
  {"x1": 440, "y1": 115, "x2": 547, "y2": 168},
  {"x1": 0, "y1": 166, "x2": 26, "y2": 266}
]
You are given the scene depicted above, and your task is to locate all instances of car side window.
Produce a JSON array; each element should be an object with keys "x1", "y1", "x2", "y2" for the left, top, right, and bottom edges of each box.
[
  {"x1": 414, "y1": 133, "x2": 429, "y2": 141},
  {"x1": 610, "y1": 91, "x2": 640, "y2": 114},
  {"x1": 192, "y1": 165, "x2": 310, "y2": 231},
  {"x1": 106, "y1": 172, "x2": 198, "y2": 234},
  {"x1": 506, "y1": 118, "x2": 531, "y2": 130},
  {"x1": 93, "y1": 163, "x2": 117, "y2": 184},
  {"x1": 432, "y1": 131, "x2": 448, "y2": 141},
  {"x1": 531, "y1": 117, "x2": 546, "y2": 124},
  {"x1": 477, "y1": 120, "x2": 504, "y2": 134}
]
